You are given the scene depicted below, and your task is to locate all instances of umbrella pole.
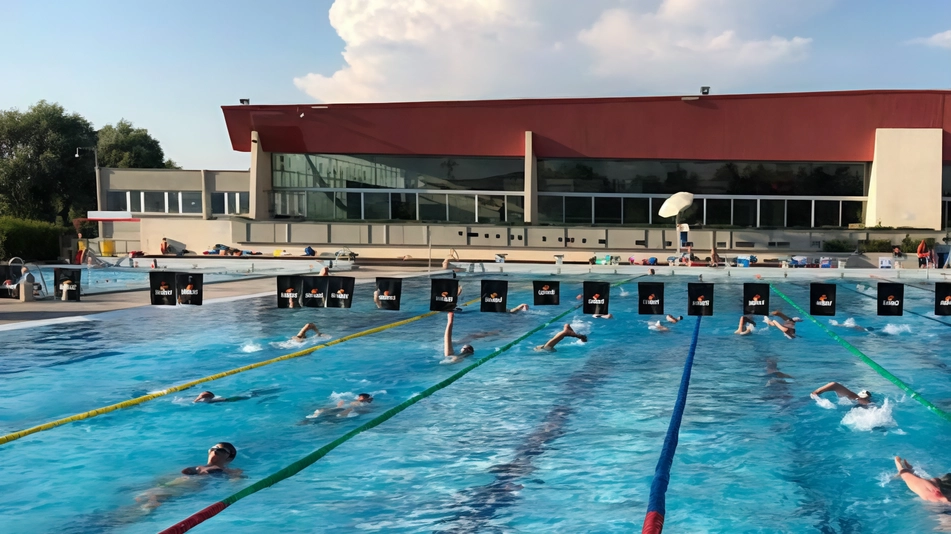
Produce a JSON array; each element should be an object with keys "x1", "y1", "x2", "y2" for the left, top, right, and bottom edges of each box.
[{"x1": 675, "y1": 214, "x2": 681, "y2": 256}]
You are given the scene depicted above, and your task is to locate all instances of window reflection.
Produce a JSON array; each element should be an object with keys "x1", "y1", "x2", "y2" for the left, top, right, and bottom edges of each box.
[
  {"x1": 538, "y1": 159, "x2": 864, "y2": 196},
  {"x1": 760, "y1": 200, "x2": 784, "y2": 227},
  {"x1": 478, "y1": 195, "x2": 505, "y2": 224},
  {"x1": 705, "y1": 199, "x2": 731, "y2": 226},
  {"x1": 419, "y1": 194, "x2": 448, "y2": 222},
  {"x1": 273, "y1": 154, "x2": 524, "y2": 191},
  {"x1": 842, "y1": 201, "x2": 864, "y2": 226},
  {"x1": 363, "y1": 193, "x2": 389, "y2": 220},
  {"x1": 538, "y1": 196, "x2": 563, "y2": 224},
  {"x1": 814, "y1": 200, "x2": 839, "y2": 227},
  {"x1": 786, "y1": 200, "x2": 811, "y2": 228},
  {"x1": 564, "y1": 197, "x2": 591, "y2": 225},
  {"x1": 506, "y1": 196, "x2": 524, "y2": 223},
  {"x1": 733, "y1": 199, "x2": 757, "y2": 227},
  {"x1": 623, "y1": 198, "x2": 650, "y2": 225},
  {"x1": 594, "y1": 197, "x2": 622, "y2": 225},
  {"x1": 448, "y1": 195, "x2": 476, "y2": 223}
]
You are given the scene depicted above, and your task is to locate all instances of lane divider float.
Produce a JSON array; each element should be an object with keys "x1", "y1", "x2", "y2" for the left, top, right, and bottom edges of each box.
[{"x1": 0, "y1": 301, "x2": 478, "y2": 447}]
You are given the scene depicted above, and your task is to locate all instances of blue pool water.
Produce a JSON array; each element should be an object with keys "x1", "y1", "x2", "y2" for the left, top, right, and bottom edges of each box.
[{"x1": 1, "y1": 273, "x2": 950, "y2": 533}]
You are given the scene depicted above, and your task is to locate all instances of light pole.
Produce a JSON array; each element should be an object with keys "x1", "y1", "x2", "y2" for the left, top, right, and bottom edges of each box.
[
  {"x1": 76, "y1": 146, "x2": 102, "y2": 240},
  {"x1": 75, "y1": 146, "x2": 98, "y2": 169}
]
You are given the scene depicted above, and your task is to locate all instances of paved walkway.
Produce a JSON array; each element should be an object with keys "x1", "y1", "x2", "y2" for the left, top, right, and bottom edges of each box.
[{"x1": 0, "y1": 266, "x2": 433, "y2": 326}]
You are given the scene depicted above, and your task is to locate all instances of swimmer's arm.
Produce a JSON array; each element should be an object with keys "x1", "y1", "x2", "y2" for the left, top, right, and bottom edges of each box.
[
  {"x1": 811, "y1": 382, "x2": 857, "y2": 400},
  {"x1": 897, "y1": 469, "x2": 949, "y2": 502}
]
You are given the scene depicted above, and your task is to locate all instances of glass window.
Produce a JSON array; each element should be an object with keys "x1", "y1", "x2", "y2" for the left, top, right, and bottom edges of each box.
[
  {"x1": 238, "y1": 193, "x2": 249, "y2": 215},
  {"x1": 760, "y1": 200, "x2": 784, "y2": 227},
  {"x1": 538, "y1": 158, "x2": 865, "y2": 196},
  {"x1": 106, "y1": 191, "x2": 127, "y2": 211},
  {"x1": 167, "y1": 192, "x2": 181, "y2": 214},
  {"x1": 705, "y1": 199, "x2": 731, "y2": 226},
  {"x1": 391, "y1": 193, "x2": 416, "y2": 220},
  {"x1": 594, "y1": 197, "x2": 621, "y2": 225},
  {"x1": 211, "y1": 193, "x2": 225, "y2": 214},
  {"x1": 842, "y1": 201, "x2": 864, "y2": 226},
  {"x1": 144, "y1": 192, "x2": 165, "y2": 213},
  {"x1": 538, "y1": 196, "x2": 563, "y2": 224},
  {"x1": 274, "y1": 192, "x2": 304, "y2": 216},
  {"x1": 448, "y1": 195, "x2": 476, "y2": 223},
  {"x1": 732, "y1": 199, "x2": 757, "y2": 227},
  {"x1": 130, "y1": 191, "x2": 142, "y2": 213},
  {"x1": 364, "y1": 193, "x2": 390, "y2": 220},
  {"x1": 506, "y1": 195, "x2": 524, "y2": 224},
  {"x1": 623, "y1": 198, "x2": 650, "y2": 225},
  {"x1": 814, "y1": 200, "x2": 840, "y2": 227},
  {"x1": 786, "y1": 200, "x2": 811, "y2": 228},
  {"x1": 477, "y1": 195, "x2": 505, "y2": 224},
  {"x1": 307, "y1": 191, "x2": 336, "y2": 220},
  {"x1": 335, "y1": 192, "x2": 362, "y2": 220},
  {"x1": 564, "y1": 196, "x2": 592, "y2": 225},
  {"x1": 419, "y1": 194, "x2": 448, "y2": 222},
  {"x1": 652, "y1": 199, "x2": 675, "y2": 227},
  {"x1": 181, "y1": 192, "x2": 202, "y2": 214},
  {"x1": 272, "y1": 154, "x2": 524, "y2": 191},
  {"x1": 680, "y1": 201, "x2": 704, "y2": 226},
  {"x1": 943, "y1": 165, "x2": 951, "y2": 197}
]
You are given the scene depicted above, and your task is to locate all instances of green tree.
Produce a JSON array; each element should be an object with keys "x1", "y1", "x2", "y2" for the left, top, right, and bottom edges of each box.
[
  {"x1": 97, "y1": 119, "x2": 180, "y2": 169},
  {"x1": 0, "y1": 100, "x2": 97, "y2": 224}
]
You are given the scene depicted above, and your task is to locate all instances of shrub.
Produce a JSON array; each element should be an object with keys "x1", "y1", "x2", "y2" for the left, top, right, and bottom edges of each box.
[
  {"x1": 821, "y1": 239, "x2": 856, "y2": 252},
  {"x1": 0, "y1": 217, "x2": 65, "y2": 261},
  {"x1": 860, "y1": 239, "x2": 894, "y2": 253},
  {"x1": 899, "y1": 234, "x2": 935, "y2": 254}
]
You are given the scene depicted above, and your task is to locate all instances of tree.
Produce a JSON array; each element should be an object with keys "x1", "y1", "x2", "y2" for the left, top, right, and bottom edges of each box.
[
  {"x1": 97, "y1": 119, "x2": 180, "y2": 169},
  {"x1": 0, "y1": 101, "x2": 97, "y2": 224}
]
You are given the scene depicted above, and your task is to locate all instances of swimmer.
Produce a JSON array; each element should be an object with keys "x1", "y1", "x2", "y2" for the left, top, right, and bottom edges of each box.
[
  {"x1": 765, "y1": 358, "x2": 793, "y2": 380},
  {"x1": 593, "y1": 313, "x2": 613, "y2": 319},
  {"x1": 373, "y1": 289, "x2": 383, "y2": 308},
  {"x1": 318, "y1": 266, "x2": 329, "y2": 276},
  {"x1": 442, "y1": 249, "x2": 461, "y2": 271},
  {"x1": 444, "y1": 311, "x2": 474, "y2": 363},
  {"x1": 135, "y1": 442, "x2": 241, "y2": 511},
  {"x1": 811, "y1": 382, "x2": 873, "y2": 406},
  {"x1": 894, "y1": 456, "x2": 951, "y2": 503},
  {"x1": 734, "y1": 315, "x2": 756, "y2": 336},
  {"x1": 193, "y1": 389, "x2": 279, "y2": 403},
  {"x1": 648, "y1": 269, "x2": 656, "y2": 275},
  {"x1": 307, "y1": 393, "x2": 374, "y2": 420},
  {"x1": 292, "y1": 323, "x2": 320, "y2": 341},
  {"x1": 666, "y1": 314, "x2": 683, "y2": 324},
  {"x1": 649, "y1": 321, "x2": 670, "y2": 332},
  {"x1": 509, "y1": 303, "x2": 530, "y2": 313},
  {"x1": 765, "y1": 310, "x2": 801, "y2": 339},
  {"x1": 535, "y1": 324, "x2": 587, "y2": 352},
  {"x1": 831, "y1": 318, "x2": 872, "y2": 332}
]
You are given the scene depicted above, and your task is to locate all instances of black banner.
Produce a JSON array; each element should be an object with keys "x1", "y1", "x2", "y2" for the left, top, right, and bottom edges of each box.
[
  {"x1": 533, "y1": 281, "x2": 560, "y2": 306},
  {"x1": 54, "y1": 268, "x2": 82, "y2": 302},
  {"x1": 687, "y1": 282, "x2": 714, "y2": 316},
  {"x1": 326, "y1": 276, "x2": 355, "y2": 309},
  {"x1": 583, "y1": 281, "x2": 610, "y2": 315},
  {"x1": 277, "y1": 275, "x2": 303, "y2": 309},
  {"x1": 375, "y1": 277, "x2": 402, "y2": 311},
  {"x1": 149, "y1": 271, "x2": 176, "y2": 306},
  {"x1": 176, "y1": 273, "x2": 203, "y2": 306},
  {"x1": 638, "y1": 282, "x2": 664, "y2": 315},
  {"x1": 743, "y1": 283, "x2": 770, "y2": 315},
  {"x1": 430, "y1": 278, "x2": 460, "y2": 312},
  {"x1": 0, "y1": 265, "x2": 14, "y2": 299},
  {"x1": 300, "y1": 276, "x2": 328, "y2": 308},
  {"x1": 877, "y1": 283, "x2": 904, "y2": 316},
  {"x1": 936, "y1": 283, "x2": 951, "y2": 316},
  {"x1": 481, "y1": 280, "x2": 508, "y2": 313},
  {"x1": 810, "y1": 283, "x2": 836, "y2": 316}
]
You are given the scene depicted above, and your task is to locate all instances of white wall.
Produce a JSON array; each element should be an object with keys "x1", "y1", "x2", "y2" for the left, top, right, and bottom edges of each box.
[
  {"x1": 139, "y1": 218, "x2": 238, "y2": 254},
  {"x1": 865, "y1": 128, "x2": 943, "y2": 230}
]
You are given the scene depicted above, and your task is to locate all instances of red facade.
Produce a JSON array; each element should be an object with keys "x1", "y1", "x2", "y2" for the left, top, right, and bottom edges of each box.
[{"x1": 222, "y1": 90, "x2": 951, "y2": 162}]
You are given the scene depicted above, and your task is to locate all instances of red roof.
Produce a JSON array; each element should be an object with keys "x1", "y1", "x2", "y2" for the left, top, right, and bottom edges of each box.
[{"x1": 222, "y1": 90, "x2": 951, "y2": 162}]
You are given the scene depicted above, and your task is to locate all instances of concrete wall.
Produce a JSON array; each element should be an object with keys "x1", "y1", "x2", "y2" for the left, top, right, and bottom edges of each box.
[
  {"x1": 139, "y1": 218, "x2": 237, "y2": 254},
  {"x1": 249, "y1": 131, "x2": 272, "y2": 220},
  {"x1": 865, "y1": 128, "x2": 943, "y2": 230},
  {"x1": 101, "y1": 168, "x2": 203, "y2": 191}
]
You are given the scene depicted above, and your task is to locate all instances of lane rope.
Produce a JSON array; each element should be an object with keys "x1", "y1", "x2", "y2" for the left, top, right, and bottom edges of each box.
[
  {"x1": 839, "y1": 283, "x2": 951, "y2": 328},
  {"x1": 0, "y1": 301, "x2": 479, "y2": 447},
  {"x1": 770, "y1": 285, "x2": 951, "y2": 423},
  {"x1": 159, "y1": 276, "x2": 639, "y2": 534},
  {"x1": 642, "y1": 316, "x2": 702, "y2": 534}
]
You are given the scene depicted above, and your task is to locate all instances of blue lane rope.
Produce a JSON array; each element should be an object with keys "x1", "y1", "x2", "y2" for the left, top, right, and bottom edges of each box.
[{"x1": 642, "y1": 315, "x2": 703, "y2": 534}]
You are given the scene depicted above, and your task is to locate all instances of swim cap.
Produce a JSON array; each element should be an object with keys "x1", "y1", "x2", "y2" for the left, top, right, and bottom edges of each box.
[{"x1": 857, "y1": 390, "x2": 871, "y2": 399}]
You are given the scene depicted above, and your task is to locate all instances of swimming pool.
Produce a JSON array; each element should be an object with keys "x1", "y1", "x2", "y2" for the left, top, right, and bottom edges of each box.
[
  {"x1": 1, "y1": 272, "x2": 949, "y2": 533},
  {"x1": 35, "y1": 265, "x2": 275, "y2": 295}
]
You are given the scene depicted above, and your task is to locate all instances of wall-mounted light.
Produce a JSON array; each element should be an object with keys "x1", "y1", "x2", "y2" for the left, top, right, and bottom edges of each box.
[
  {"x1": 240, "y1": 98, "x2": 250, "y2": 105},
  {"x1": 700, "y1": 86, "x2": 710, "y2": 95}
]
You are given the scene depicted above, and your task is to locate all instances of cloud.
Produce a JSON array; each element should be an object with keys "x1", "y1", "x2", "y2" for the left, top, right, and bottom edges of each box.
[
  {"x1": 294, "y1": 0, "x2": 818, "y2": 103},
  {"x1": 908, "y1": 29, "x2": 951, "y2": 49}
]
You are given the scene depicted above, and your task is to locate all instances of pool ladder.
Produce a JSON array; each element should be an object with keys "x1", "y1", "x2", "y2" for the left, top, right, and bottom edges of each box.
[{"x1": 7, "y1": 258, "x2": 50, "y2": 299}]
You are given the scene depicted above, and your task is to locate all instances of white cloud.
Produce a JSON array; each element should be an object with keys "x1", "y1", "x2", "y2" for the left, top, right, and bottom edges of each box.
[
  {"x1": 909, "y1": 29, "x2": 951, "y2": 49},
  {"x1": 294, "y1": 0, "x2": 818, "y2": 103}
]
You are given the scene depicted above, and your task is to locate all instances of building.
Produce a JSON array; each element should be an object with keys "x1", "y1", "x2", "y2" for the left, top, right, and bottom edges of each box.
[{"x1": 96, "y1": 89, "x2": 951, "y2": 260}]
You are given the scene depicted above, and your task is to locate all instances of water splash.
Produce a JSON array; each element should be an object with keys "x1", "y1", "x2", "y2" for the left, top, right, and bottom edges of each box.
[
  {"x1": 841, "y1": 398, "x2": 897, "y2": 431},
  {"x1": 239, "y1": 341, "x2": 263, "y2": 353},
  {"x1": 881, "y1": 324, "x2": 912, "y2": 336}
]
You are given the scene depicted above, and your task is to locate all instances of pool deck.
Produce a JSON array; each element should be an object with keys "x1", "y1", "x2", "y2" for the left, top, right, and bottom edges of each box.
[{"x1": 0, "y1": 266, "x2": 434, "y2": 327}]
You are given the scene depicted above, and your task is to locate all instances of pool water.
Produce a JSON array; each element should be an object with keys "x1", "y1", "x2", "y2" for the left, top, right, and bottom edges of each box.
[{"x1": 1, "y1": 273, "x2": 949, "y2": 533}]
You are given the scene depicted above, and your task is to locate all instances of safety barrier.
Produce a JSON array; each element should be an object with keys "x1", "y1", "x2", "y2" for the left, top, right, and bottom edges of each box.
[
  {"x1": 641, "y1": 316, "x2": 702, "y2": 534},
  {"x1": 159, "y1": 276, "x2": 639, "y2": 534},
  {"x1": 771, "y1": 286, "x2": 951, "y2": 423},
  {"x1": 0, "y1": 302, "x2": 479, "y2": 447}
]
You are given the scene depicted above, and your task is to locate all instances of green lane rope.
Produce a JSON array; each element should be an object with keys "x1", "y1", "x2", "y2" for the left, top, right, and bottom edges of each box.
[
  {"x1": 160, "y1": 276, "x2": 638, "y2": 534},
  {"x1": 770, "y1": 285, "x2": 951, "y2": 423}
]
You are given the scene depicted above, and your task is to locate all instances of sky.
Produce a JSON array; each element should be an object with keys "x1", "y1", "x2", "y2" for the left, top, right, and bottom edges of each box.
[{"x1": 2, "y1": 0, "x2": 950, "y2": 170}]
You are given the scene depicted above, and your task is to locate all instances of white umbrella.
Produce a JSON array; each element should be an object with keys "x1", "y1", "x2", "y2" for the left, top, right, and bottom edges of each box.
[{"x1": 658, "y1": 192, "x2": 694, "y2": 218}]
